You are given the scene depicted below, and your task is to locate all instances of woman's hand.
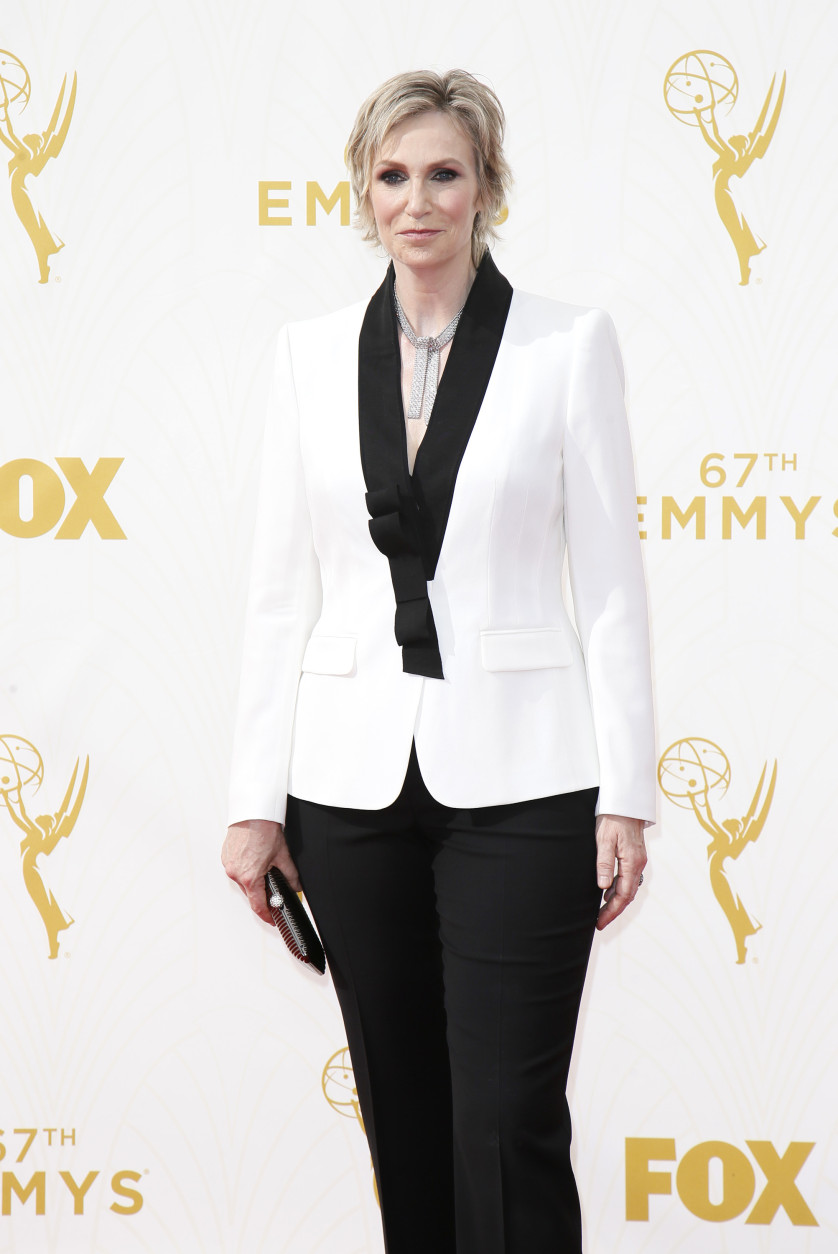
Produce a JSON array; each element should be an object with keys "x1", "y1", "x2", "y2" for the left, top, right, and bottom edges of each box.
[
  {"x1": 595, "y1": 813, "x2": 647, "y2": 931},
  {"x1": 221, "y1": 820, "x2": 301, "y2": 924}
]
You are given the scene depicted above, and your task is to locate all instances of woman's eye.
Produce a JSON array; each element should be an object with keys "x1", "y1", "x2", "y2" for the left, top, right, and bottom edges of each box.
[
  {"x1": 378, "y1": 170, "x2": 405, "y2": 185},
  {"x1": 432, "y1": 168, "x2": 459, "y2": 182}
]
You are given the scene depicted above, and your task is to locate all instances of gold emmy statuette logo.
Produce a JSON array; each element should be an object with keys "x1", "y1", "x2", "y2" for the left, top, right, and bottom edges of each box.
[
  {"x1": 0, "y1": 49, "x2": 77, "y2": 284},
  {"x1": 322, "y1": 1046, "x2": 379, "y2": 1205},
  {"x1": 664, "y1": 51, "x2": 786, "y2": 286},
  {"x1": 658, "y1": 738, "x2": 777, "y2": 964},
  {"x1": 0, "y1": 734, "x2": 89, "y2": 958}
]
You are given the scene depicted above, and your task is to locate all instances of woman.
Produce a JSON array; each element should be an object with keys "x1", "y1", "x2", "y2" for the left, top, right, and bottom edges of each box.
[{"x1": 223, "y1": 69, "x2": 655, "y2": 1254}]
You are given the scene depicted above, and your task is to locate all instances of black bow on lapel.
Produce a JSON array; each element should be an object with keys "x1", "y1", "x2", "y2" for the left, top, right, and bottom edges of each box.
[{"x1": 358, "y1": 251, "x2": 513, "y2": 680}]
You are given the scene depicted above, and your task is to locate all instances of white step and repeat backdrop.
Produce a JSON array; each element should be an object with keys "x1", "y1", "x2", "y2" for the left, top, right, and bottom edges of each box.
[{"x1": 1, "y1": 0, "x2": 835, "y2": 1250}]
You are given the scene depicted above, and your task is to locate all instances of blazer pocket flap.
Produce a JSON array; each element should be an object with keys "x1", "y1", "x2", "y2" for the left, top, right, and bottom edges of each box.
[
  {"x1": 480, "y1": 628, "x2": 572, "y2": 672},
  {"x1": 301, "y1": 634, "x2": 357, "y2": 676}
]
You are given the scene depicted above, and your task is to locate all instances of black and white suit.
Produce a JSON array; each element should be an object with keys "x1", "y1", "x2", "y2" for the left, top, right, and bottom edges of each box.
[{"x1": 229, "y1": 254, "x2": 655, "y2": 1254}]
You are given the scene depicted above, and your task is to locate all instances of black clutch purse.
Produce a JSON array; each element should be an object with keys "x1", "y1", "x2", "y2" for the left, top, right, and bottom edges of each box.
[{"x1": 264, "y1": 867, "x2": 326, "y2": 974}]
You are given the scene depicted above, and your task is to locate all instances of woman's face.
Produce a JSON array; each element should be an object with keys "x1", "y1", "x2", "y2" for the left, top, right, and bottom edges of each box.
[{"x1": 369, "y1": 110, "x2": 482, "y2": 277}]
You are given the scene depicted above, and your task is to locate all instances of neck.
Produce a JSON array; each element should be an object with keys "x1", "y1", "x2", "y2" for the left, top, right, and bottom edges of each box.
[{"x1": 392, "y1": 256, "x2": 477, "y2": 336}]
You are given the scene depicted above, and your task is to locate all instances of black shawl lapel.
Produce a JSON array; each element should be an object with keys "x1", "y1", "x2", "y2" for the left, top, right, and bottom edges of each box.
[
  {"x1": 358, "y1": 251, "x2": 514, "y2": 680},
  {"x1": 411, "y1": 251, "x2": 513, "y2": 574}
]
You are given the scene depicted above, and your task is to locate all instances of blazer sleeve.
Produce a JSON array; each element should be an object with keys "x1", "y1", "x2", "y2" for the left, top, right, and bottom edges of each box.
[
  {"x1": 227, "y1": 325, "x2": 322, "y2": 827},
  {"x1": 563, "y1": 308, "x2": 657, "y2": 824}
]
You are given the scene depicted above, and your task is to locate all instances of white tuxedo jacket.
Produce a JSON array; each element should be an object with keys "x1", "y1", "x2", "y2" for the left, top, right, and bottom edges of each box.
[{"x1": 228, "y1": 257, "x2": 656, "y2": 827}]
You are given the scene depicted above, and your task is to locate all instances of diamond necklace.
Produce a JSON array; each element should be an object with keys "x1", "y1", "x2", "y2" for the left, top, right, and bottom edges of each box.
[{"x1": 393, "y1": 287, "x2": 464, "y2": 425}]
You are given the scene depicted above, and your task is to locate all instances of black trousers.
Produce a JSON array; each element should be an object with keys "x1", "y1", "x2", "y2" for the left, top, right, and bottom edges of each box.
[{"x1": 284, "y1": 742, "x2": 601, "y2": 1254}]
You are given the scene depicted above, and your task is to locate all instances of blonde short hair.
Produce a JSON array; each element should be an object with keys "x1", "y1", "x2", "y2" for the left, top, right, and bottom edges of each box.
[{"x1": 345, "y1": 69, "x2": 513, "y2": 267}]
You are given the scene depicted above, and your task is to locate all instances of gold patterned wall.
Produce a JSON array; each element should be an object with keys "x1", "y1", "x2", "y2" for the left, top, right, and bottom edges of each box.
[{"x1": 1, "y1": 0, "x2": 836, "y2": 1249}]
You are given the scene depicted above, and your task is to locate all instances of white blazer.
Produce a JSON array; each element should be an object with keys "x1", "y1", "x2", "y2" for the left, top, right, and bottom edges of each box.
[{"x1": 228, "y1": 259, "x2": 656, "y2": 827}]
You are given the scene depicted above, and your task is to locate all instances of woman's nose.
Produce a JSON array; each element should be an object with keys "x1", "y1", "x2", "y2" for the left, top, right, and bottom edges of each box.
[{"x1": 405, "y1": 178, "x2": 430, "y2": 218}]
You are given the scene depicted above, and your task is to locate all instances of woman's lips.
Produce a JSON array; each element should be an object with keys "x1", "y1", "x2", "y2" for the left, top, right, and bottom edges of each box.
[{"x1": 399, "y1": 229, "x2": 440, "y2": 238}]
